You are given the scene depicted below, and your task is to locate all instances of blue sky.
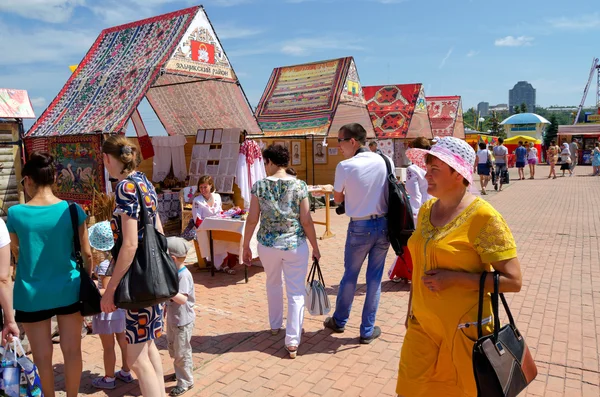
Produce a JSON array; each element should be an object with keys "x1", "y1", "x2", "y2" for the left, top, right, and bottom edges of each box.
[{"x1": 1, "y1": 0, "x2": 599, "y2": 135}]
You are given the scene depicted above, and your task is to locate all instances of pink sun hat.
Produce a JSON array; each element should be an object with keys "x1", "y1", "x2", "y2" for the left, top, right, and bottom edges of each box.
[{"x1": 406, "y1": 136, "x2": 476, "y2": 185}]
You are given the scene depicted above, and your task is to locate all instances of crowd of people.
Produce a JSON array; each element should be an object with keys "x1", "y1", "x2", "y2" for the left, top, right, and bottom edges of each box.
[{"x1": 0, "y1": 126, "x2": 531, "y2": 397}]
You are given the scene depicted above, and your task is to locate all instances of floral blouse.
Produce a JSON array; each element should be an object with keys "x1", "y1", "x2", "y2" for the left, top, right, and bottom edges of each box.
[{"x1": 251, "y1": 177, "x2": 308, "y2": 250}]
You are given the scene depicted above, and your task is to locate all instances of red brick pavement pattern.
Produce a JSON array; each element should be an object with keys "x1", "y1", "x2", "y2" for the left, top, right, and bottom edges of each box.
[{"x1": 49, "y1": 166, "x2": 599, "y2": 396}]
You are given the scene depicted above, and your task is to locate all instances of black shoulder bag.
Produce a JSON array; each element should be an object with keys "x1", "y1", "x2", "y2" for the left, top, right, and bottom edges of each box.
[
  {"x1": 68, "y1": 202, "x2": 102, "y2": 316},
  {"x1": 113, "y1": 178, "x2": 179, "y2": 310},
  {"x1": 378, "y1": 153, "x2": 415, "y2": 255},
  {"x1": 472, "y1": 272, "x2": 537, "y2": 397}
]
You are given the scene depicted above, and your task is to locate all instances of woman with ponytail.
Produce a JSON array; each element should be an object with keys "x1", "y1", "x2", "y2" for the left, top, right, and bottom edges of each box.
[
  {"x1": 100, "y1": 135, "x2": 168, "y2": 397},
  {"x1": 7, "y1": 151, "x2": 93, "y2": 397}
]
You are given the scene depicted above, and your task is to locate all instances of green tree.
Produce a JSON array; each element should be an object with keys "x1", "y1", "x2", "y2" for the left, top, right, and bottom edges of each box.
[
  {"x1": 488, "y1": 112, "x2": 506, "y2": 139},
  {"x1": 463, "y1": 107, "x2": 477, "y2": 129},
  {"x1": 544, "y1": 114, "x2": 559, "y2": 146},
  {"x1": 520, "y1": 102, "x2": 528, "y2": 113},
  {"x1": 513, "y1": 105, "x2": 521, "y2": 114}
]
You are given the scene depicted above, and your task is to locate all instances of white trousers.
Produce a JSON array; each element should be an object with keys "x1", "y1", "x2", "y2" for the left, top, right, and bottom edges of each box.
[{"x1": 258, "y1": 242, "x2": 309, "y2": 347}]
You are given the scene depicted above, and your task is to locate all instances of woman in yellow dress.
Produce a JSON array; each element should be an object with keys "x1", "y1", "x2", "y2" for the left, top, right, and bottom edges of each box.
[{"x1": 396, "y1": 137, "x2": 523, "y2": 397}]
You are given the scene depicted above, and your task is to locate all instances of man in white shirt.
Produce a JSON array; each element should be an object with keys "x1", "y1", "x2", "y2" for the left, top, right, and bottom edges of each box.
[{"x1": 323, "y1": 123, "x2": 390, "y2": 344}]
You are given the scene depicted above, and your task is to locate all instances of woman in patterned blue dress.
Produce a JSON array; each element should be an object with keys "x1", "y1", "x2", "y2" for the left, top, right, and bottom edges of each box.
[{"x1": 100, "y1": 135, "x2": 166, "y2": 397}]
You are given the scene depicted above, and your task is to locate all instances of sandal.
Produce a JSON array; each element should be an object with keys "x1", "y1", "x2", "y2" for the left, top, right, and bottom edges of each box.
[
  {"x1": 285, "y1": 345, "x2": 298, "y2": 359},
  {"x1": 221, "y1": 266, "x2": 236, "y2": 275}
]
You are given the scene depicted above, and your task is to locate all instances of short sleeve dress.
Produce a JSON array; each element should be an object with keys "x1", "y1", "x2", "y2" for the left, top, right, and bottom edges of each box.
[
  {"x1": 396, "y1": 197, "x2": 518, "y2": 397},
  {"x1": 110, "y1": 172, "x2": 164, "y2": 345}
]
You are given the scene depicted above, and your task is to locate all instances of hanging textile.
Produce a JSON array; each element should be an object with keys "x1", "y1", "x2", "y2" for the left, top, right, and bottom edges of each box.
[
  {"x1": 131, "y1": 109, "x2": 154, "y2": 159},
  {"x1": 236, "y1": 140, "x2": 266, "y2": 208},
  {"x1": 151, "y1": 135, "x2": 187, "y2": 182}
]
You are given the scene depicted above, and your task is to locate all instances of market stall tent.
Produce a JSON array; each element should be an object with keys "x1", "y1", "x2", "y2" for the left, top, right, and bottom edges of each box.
[
  {"x1": 23, "y1": 5, "x2": 260, "y2": 204},
  {"x1": 465, "y1": 131, "x2": 499, "y2": 151},
  {"x1": 0, "y1": 88, "x2": 36, "y2": 215},
  {"x1": 426, "y1": 96, "x2": 465, "y2": 139},
  {"x1": 504, "y1": 135, "x2": 542, "y2": 163},
  {"x1": 363, "y1": 84, "x2": 433, "y2": 166},
  {"x1": 500, "y1": 113, "x2": 550, "y2": 141},
  {"x1": 558, "y1": 124, "x2": 600, "y2": 164},
  {"x1": 254, "y1": 57, "x2": 373, "y2": 185}
]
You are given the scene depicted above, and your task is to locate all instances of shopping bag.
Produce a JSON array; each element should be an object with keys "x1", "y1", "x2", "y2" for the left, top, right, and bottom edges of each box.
[
  {"x1": 113, "y1": 177, "x2": 179, "y2": 310},
  {"x1": 388, "y1": 247, "x2": 413, "y2": 282},
  {"x1": 305, "y1": 259, "x2": 331, "y2": 316},
  {"x1": 0, "y1": 339, "x2": 42, "y2": 397}
]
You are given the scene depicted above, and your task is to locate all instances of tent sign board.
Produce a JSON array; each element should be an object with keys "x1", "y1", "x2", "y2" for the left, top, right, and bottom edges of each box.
[{"x1": 164, "y1": 9, "x2": 235, "y2": 81}]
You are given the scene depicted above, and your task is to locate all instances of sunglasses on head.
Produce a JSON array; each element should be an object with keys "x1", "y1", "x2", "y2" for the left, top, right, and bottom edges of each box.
[{"x1": 337, "y1": 137, "x2": 353, "y2": 143}]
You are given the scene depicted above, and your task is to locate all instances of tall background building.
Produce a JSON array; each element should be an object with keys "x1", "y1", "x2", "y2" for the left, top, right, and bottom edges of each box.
[
  {"x1": 477, "y1": 101, "x2": 489, "y2": 116},
  {"x1": 509, "y1": 81, "x2": 536, "y2": 113}
]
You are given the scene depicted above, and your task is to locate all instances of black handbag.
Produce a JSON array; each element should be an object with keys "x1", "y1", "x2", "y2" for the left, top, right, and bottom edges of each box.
[
  {"x1": 473, "y1": 272, "x2": 537, "y2": 397},
  {"x1": 112, "y1": 177, "x2": 179, "y2": 310},
  {"x1": 68, "y1": 202, "x2": 102, "y2": 317}
]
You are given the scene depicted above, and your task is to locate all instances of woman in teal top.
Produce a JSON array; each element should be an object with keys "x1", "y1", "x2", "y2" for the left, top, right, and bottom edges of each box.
[
  {"x1": 243, "y1": 144, "x2": 321, "y2": 359},
  {"x1": 7, "y1": 151, "x2": 93, "y2": 397}
]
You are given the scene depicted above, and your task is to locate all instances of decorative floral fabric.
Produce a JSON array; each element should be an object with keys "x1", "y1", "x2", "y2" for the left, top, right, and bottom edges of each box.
[
  {"x1": 111, "y1": 172, "x2": 158, "y2": 241},
  {"x1": 240, "y1": 139, "x2": 263, "y2": 165},
  {"x1": 251, "y1": 178, "x2": 308, "y2": 250}
]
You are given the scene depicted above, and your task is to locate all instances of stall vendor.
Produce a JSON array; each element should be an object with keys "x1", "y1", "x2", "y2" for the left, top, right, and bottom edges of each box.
[{"x1": 193, "y1": 175, "x2": 238, "y2": 274}]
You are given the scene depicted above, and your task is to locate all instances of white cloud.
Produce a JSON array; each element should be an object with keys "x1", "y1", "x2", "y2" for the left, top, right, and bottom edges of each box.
[
  {"x1": 0, "y1": 23, "x2": 95, "y2": 66},
  {"x1": 280, "y1": 37, "x2": 363, "y2": 56},
  {"x1": 494, "y1": 35, "x2": 534, "y2": 47},
  {"x1": 467, "y1": 50, "x2": 478, "y2": 57},
  {"x1": 30, "y1": 97, "x2": 46, "y2": 107},
  {"x1": 439, "y1": 47, "x2": 453, "y2": 69},
  {"x1": 0, "y1": 0, "x2": 84, "y2": 23},
  {"x1": 217, "y1": 25, "x2": 264, "y2": 40},
  {"x1": 548, "y1": 14, "x2": 600, "y2": 30},
  {"x1": 86, "y1": 0, "x2": 176, "y2": 26}
]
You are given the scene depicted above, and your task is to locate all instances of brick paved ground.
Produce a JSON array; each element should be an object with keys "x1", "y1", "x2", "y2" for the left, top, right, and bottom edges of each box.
[{"x1": 49, "y1": 165, "x2": 600, "y2": 396}]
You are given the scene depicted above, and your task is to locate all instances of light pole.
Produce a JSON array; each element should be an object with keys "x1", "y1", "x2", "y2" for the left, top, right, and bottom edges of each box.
[{"x1": 478, "y1": 117, "x2": 485, "y2": 132}]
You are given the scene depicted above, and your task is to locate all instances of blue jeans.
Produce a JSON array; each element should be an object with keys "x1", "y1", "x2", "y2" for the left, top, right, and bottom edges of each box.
[{"x1": 332, "y1": 217, "x2": 390, "y2": 337}]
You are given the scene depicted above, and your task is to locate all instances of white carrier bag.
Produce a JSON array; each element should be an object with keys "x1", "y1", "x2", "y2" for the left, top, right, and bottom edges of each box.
[{"x1": 305, "y1": 259, "x2": 331, "y2": 316}]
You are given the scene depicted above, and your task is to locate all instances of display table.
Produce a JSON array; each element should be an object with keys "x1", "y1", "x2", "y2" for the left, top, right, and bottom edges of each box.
[
  {"x1": 197, "y1": 217, "x2": 259, "y2": 283},
  {"x1": 307, "y1": 185, "x2": 335, "y2": 240}
]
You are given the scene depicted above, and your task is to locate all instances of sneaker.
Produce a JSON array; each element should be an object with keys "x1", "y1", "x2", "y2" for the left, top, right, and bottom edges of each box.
[
  {"x1": 323, "y1": 317, "x2": 345, "y2": 333},
  {"x1": 116, "y1": 370, "x2": 134, "y2": 383},
  {"x1": 360, "y1": 326, "x2": 382, "y2": 344},
  {"x1": 92, "y1": 377, "x2": 116, "y2": 390},
  {"x1": 170, "y1": 385, "x2": 194, "y2": 396}
]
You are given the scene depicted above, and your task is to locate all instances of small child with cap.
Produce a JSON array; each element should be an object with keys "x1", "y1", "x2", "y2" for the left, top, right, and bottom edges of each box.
[
  {"x1": 88, "y1": 221, "x2": 133, "y2": 390},
  {"x1": 166, "y1": 237, "x2": 196, "y2": 396}
]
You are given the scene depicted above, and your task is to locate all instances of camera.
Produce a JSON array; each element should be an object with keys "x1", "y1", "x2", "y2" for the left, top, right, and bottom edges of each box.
[{"x1": 336, "y1": 201, "x2": 345, "y2": 215}]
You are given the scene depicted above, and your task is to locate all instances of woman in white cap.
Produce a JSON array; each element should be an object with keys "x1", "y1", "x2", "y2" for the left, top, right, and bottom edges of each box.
[
  {"x1": 88, "y1": 221, "x2": 133, "y2": 390},
  {"x1": 395, "y1": 137, "x2": 523, "y2": 397}
]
